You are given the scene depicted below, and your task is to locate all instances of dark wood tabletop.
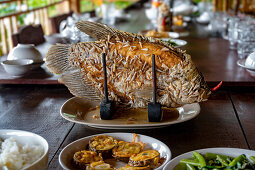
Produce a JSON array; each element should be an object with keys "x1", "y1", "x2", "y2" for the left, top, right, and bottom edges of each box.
[
  {"x1": 0, "y1": 5, "x2": 255, "y2": 170},
  {"x1": 0, "y1": 85, "x2": 254, "y2": 169}
]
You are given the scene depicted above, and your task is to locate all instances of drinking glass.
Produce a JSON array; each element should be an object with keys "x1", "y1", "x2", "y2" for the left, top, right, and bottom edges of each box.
[
  {"x1": 209, "y1": 12, "x2": 228, "y2": 38},
  {"x1": 237, "y1": 41, "x2": 255, "y2": 59},
  {"x1": 101, "y1": 3, "x2": 116, "y2": 26},
  {"x1": 228, "y1": 17, "x2": 240, "y2": 50},
  {"x1": 237, "y1": 21, "x2": 255, "y2": 59}
]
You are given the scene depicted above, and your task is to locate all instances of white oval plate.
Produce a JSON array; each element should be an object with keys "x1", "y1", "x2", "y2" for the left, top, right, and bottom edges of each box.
[
  {"x1": 59, "y1": 133, "x2": 171, "y2": 170},
  {"x1": 168, "y1": 32, "x2": 180, "y2": 39},
  {"x1": 163, "y1": 148, "x2": 255, "y2": 170},
  {"x1": 0, "y1": 129, "x2": 49, "y2": 170},
  {"x1": 60, "y1": 97, "x2": 200, "y2": 129},
  {"x1": 237, "y1": 59, "x2": 255, "y2": 76},
  {"x1": 160, "y1": 38, "x2": 187, "y2": 48}
]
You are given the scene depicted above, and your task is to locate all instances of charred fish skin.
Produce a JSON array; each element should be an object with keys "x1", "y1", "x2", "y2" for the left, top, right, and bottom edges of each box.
[{"x1": 46, "y1": 21, "x2": 211, "y2": 108}]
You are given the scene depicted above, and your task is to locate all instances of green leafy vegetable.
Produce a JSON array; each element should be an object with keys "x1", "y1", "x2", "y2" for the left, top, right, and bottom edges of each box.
[{"x1": 175, "y1": 152, "x2": 255, "y2": 170}]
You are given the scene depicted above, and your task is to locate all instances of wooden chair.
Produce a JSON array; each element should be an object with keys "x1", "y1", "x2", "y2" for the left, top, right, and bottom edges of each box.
[
  {"x1": 49, "y1": 11, "x2": 73, "y2": 33},
  {"x1": 12, "y1": 24, "x2": 45, "y2": 47}
]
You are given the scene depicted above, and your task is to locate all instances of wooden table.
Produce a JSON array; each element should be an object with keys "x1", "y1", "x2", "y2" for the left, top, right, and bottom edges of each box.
[
  {"x1": 0, "y1": 6, "x2": 255, "y2": 170},
  {"x1": 0, "y1": 85, "x2": 254, "y2": 169}
]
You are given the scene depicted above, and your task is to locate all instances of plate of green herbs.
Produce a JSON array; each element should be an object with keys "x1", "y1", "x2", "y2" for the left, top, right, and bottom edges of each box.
[
  {"x1": 160, "y1": 38, "x2": 187, "y2": 48},
  {"x1": 163, "y1": 148, "x2": 255, "y2": 170}
]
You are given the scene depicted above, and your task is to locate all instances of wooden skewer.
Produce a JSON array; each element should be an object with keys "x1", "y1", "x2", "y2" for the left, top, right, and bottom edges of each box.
[
  {"x1": 148, "y1": 54, "x2": 162, "y2": 122},
  {"x1": 152, "y1": 54, "x2": 157, "y2": 104},
  {"x1": 102, "y1": 53, "x2": 109, "y2": 103},
  {"x1": 100, "y1": 53, "x2": 114, "y2": 120}
]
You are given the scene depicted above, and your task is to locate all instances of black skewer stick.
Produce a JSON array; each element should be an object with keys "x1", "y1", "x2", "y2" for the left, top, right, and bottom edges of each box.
[
  {"x1": 148, "y1": 54, "x2": 162, "y2": 122},
  {"x1": 100, "y1": 53, "x2": 114, "y2": 120},
  {"x1": 152, "y1": 54, "x2": 157, "y2": 104},
  {"x1": 102, "y1": 53, "x2": 109, "y2": 103}
]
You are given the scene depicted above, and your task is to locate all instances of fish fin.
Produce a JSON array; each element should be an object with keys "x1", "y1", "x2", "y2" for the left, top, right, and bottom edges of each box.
[
  {"x1": 45, "y1": 44, "x2": 72, "y2": 74},
  {"x1": 59, "y1": 70, "x2": 101, "y2": 101},
  {"x1": 75, "y1": 21, "x2": 182, "y2": 55},
  {"x1": 75, "y1": 20, "x2": 143, "y2": 41}
]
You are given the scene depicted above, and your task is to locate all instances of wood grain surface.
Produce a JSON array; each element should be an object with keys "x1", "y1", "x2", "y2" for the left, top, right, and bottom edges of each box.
[
  {"x1": 229, "y1": 87, "x2": 255, "y2": 150},
  {"x1": 48, "y1": 90, "x2": 249, "y2": 169},
  {"x1": 0, "y1": 6, "x2": 254, "y2": 170},
  {"x1": 0, "y1": 86, "x2": 73, "y2": 161},
  {"x1": 183, "y1": 38, "x2": 255, "y2": 85}
]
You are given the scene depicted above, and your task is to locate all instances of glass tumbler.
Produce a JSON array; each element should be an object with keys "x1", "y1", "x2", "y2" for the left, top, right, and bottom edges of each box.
[
  {"x1": 237, "y1": 23, "x2": 255, "y2": 59},
  {"x1": 228, "y1": 17, "x2": 240, "y2": 50},
  {"x1": 101, "y1": 3, "x2": 116, "y2": 26}
]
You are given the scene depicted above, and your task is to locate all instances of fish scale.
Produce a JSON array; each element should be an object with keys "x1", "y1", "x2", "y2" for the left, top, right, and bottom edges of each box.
[{"x1": 46, "y1": 21, "x2": 211, "y2": 108}]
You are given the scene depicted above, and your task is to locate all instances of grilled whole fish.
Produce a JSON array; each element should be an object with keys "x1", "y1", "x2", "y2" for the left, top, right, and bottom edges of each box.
[{"x1": 46, "y1": 21, "x2": 211, "y2": 108}]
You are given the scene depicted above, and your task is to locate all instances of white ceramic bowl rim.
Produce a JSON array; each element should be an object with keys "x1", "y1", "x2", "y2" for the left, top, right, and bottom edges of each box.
[
  {"x1": 0, "y1": 129, "x2": 49, "y2": 169},
  {"x1": 17, "y1": 43, "x2": 35, "y2": 47},
  {"x1": 59, "y1": 132, "x2": 171, "y2": 170},
  {"x1": 237, "y1": 59, "x2": 255, "y2": 70},
  {"x1": 1, "y1": 59, "x2": 34, "y2": 66}
]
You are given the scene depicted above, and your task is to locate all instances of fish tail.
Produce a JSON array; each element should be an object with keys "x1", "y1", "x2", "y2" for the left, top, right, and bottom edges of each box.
[{"x1": 46, "y1": 43, "x2": 101, "y2": 101}]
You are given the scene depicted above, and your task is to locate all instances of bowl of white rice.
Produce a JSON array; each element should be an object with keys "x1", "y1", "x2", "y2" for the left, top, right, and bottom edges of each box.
[{"x1": 0, "y1": 129, "x2": 49, "y2": 170}]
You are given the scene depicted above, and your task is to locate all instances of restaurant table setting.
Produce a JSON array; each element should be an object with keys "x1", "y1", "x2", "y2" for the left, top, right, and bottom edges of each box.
[
  {"x1": 1, "y1": 44, "x2": 44, "y2": 77},
  {"x1": 1, "y1": 1, "x2": 255, "y2": 170},
  {"x1": 225, "y1": 16, "x2": 255, "y2": 76}
]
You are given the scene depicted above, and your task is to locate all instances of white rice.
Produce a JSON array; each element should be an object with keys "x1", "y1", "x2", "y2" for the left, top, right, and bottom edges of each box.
[{"x1": 0, "y1": 137, "x2": 44, "y2": 170}]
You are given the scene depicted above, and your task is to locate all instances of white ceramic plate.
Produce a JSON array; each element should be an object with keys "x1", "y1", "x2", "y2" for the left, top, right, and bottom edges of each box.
[
  {"x1": 163, "y1": 148, "x2": 255, "y2": 170},
  {"x1": 160, "y1": 38, "x2": 187, "y2": 48},
  {"x1": 168, "y1": 32, "x2": 180, "y2": 39},
  {"x1": 237, "y1": 59, "x2": 255, "y2": 76},
  {"x1": 59, "y1": 133, "x2": 171, "y2": 170},
  {"x1": 60, "y1": 97, "x2": 200, "y2": 129},
  {"x1": 196, "y1": 17, "x2": 210, "y2": 24},
  {"x1": 139, "y1": 30, "x2": 179, "y2": 39},
  {"x1": 0, "y1": 129, "x2": 49, "y2": 170}
]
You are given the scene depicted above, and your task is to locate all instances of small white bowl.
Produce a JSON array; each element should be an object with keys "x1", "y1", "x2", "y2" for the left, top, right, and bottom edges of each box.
[
  {"x1": 0, "y1": 129, "x2": 49, "y2": 170},
  {"x1": 1, "y1": 59, "x2": 35, "y2": 77},
  {"x1": 7, "y1": 44, "x2": 43, "y2": 64},
  {"x1": 245, "y1": 51, "x2": 255, "y2": 68},
  {"x1": 196, "y1": 12, "x2": 210, "y2": 24},
  {"x1": 237, "y1": 52, "x2": 255, "y2": 76}
]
